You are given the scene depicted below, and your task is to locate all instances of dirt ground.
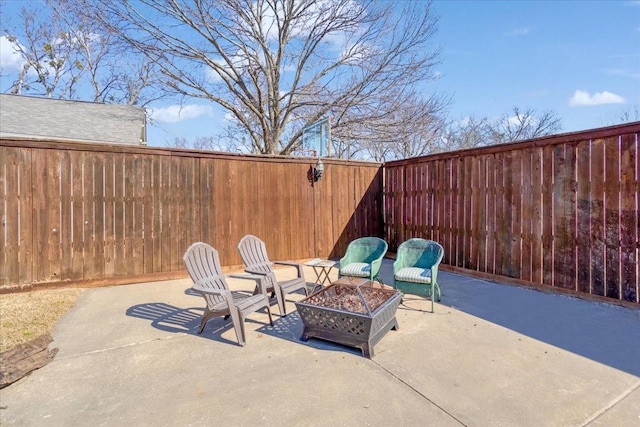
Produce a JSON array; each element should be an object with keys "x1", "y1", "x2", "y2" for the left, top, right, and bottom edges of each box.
[{"x1": 0, "y1": 288, "x2": 84, "y2": 353}]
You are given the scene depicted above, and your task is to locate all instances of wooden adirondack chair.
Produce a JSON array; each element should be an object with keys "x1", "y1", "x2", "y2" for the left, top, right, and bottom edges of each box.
[
  {"x1": 338, "y1": 237, "x2": 388, "y2": 282},
  {"x1": 183, "y1": 242, "x2": 273, "y2": 346},
  {"x1": 393, "y1": 238, "x2": 444, "y2": 312},
  {"x1": 237, "y1": 235, "x2": 310, "y2": 316}
]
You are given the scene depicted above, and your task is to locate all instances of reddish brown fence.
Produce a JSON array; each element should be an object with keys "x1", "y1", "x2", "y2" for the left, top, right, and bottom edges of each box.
[
  {"x1": 0, "y1": 139, "x2": 383, "y2": 289},
  {"x1": 2, "y1": 122, "x2": 638, "y2": 305},
  {"x1": 384, "y1": 122, "x2": 639, "y2": 304}
]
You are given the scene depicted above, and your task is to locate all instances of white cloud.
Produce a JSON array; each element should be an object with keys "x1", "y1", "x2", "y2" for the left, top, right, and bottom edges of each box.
[
  {"x1": 0, "y1": 36, "x2": 26, "y2": 73},
  {"x1": 507, "y1": 27, "x2": 530, "y2": 36},
  {"x1": 568, "y1": 90, "x2": 626, "y2": 107},
  {"x1": 603, "y1": 68, "x2": 640, "y2": 79},
  {"x1": 149, "y1": 104, "x2": 214, "y2": 123}
]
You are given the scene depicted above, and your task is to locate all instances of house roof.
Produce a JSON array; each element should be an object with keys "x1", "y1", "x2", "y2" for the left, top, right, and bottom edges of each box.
[{"x1": 0, "y1": 94, "x2": 146, "y2": 145}]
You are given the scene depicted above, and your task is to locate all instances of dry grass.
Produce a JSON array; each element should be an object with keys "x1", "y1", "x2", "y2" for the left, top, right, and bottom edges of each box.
[{"x1": 0, "y1": 288, "x2": 84, "y2": 353}]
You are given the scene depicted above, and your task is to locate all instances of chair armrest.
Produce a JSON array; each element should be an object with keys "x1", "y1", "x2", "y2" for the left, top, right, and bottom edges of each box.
[
  {"x1": 274, "y1": 261, "x2": 304, "y2": 278},
  {"x1": 192, "y1": 279, "x2": 228, "y2": 297},
  {"x1": 431, "y1": 263, "x2": 440, "y2": 284},
  {"x1": 244, "y1": 266, "x2": 270, "y2": 276},
  {"x1": 228, "y1": 273, "x2": 269, "y2": 295},
  {"x1": 371, "y1": 257, "x2": 384, "y2": 279},
  {"x1": 393, "y1": 259, "x2": 403, "y2": 274}
]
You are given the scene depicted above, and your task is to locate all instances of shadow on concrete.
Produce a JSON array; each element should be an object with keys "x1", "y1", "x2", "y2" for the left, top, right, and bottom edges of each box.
[
  {"x1": 125, "y1": 290, "x2": 274, "y2": 348},
  {"x1": 376, "y1": 257, "x2": 640, "y2": 376},
  {"x1": 256, "y1": 309, "x2": 362, "y2": 357},
  {"x1": 436, "y1": 270, "x2": 640, "y2": 377}
]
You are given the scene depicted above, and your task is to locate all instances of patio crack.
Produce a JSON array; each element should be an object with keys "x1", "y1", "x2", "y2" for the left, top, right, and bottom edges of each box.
[
  {"x1": 579, "y1": 378, "x2": 640, "y2": 426},
  {"x1": 372, "y1": 359, "x2": 468, "y2": 426},
  {"x1": 52, "y1": 334, "x2": 189, "y2": 361}
]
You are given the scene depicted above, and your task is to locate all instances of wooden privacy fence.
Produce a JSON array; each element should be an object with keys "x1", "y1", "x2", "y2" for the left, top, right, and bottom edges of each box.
[
  {"x1": 0, "y1": 139, "x2": 383, "y2": 289},
  {"x1": 384, "y1": 122, "x2": 639, "y2": 304}
]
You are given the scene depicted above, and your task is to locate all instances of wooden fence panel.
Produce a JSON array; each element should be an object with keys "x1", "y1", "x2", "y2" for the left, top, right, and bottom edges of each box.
[
  {"x1": 0, "y1": 147, "x2": 33, "y2": 285},
  {"x1": 384, "y1": 122, "x2": 640, "y2": 304},
  {"x1": 2, "y1": 122, "x2": 637, "y2": 305},
  {"x1": 1, "y1": 140, "x2": 382, "y2": 289}
]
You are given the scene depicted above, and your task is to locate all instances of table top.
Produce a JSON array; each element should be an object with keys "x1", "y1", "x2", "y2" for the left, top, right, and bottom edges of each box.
[{"x1": 305, "y1": 258, "x2": 338, "y2": 268}]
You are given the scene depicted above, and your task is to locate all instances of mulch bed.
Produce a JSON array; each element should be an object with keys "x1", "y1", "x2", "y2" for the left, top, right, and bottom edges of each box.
[{"x1": 0, "y1": 333, "x2": 58, "y2": 389}]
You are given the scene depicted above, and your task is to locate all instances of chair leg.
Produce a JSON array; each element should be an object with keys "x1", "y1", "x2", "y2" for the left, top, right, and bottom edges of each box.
[
  {"x1": 265, "y1": 305, "x2": 273, "y2": 326},
  {"x1": 228, "y1": 308, "x2": 245, "y2": 347},
  {"x1": 431, "y1": 289, "x2": 435, "y2": 313},
  {"x1": 198, "y1": 309, "x2": 215, "y2": 334},
  {"x1": 274, "y1": 285, "x2": 287, "y2": 316},
  {"x1": 198, "y1": 317, "x2": 208, "y2": 334}
]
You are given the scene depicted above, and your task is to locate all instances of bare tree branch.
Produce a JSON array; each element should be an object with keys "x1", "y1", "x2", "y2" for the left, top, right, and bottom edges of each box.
[{"x1": 78, "y1": 0, "x2": 445, "y2": 155}]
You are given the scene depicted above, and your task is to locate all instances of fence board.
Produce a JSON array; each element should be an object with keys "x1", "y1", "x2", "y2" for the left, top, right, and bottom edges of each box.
[
  {"x1": 590, "y1": 139, "x2": 606, "y2": 296},
  {"x1": 554, "y1": 143, "x2": 577, "y2": 290},
  {"x1": 604, "y1": 136, "x2": 621, "y2": 299},
  {"x1": 486, "y1": 154, "x2": 497, "y2": 275},
  {"x1": 140, "y1": 156, "x2": 153, "y2": 274},
  {"x1": 510, "y1": 151, "x2": 522, "y2": 279},
  {"x1": 530, "y1": 148, "x2": 543, "y2": 283},
  {"x1": 520, "y1": 150, "x2": 532, "y2": 282},
  {"x1": 619, "y1": 133, "x2": 638, "y2": 302},
  {"x1": 495, "y1": 152, "x2": 509, "y2": 277},
  {"x1": 59, "y1": 151, "x2": 72, "y2": 280},
  {"x1": 70, "y1": 152, "x2": 84, "y2": 280},
  {"x1": 92, "y1": 154, "x2": 106, "y2": 278},
  {"x1": 576, "y1": 140, "x2": 591, "y2": 294},
  {"x1": 541, "y1": 145, "x2": 554, "y2": 287},
  {"x1": 451, "y1": 158, "x2": 461, "y2": 267}
]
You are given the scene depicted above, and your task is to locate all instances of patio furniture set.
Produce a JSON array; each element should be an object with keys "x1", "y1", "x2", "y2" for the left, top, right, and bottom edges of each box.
[{"x1": 183, "y1": 235, "x2": 444, "y2": 357}]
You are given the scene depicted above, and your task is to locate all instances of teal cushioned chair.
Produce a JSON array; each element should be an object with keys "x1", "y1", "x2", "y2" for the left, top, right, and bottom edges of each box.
[
  {"x1": 338, "y1": 237, "x2": 388, "y2": 282},
  {"x1": 393, "y1": 238, "x2": 444, "y2": 312}
]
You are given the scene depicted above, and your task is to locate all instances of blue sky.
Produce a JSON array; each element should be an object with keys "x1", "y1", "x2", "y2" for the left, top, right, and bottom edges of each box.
[
  {"x1": 1, "y1": 0, "x2": 639, "y2": 147},
  {"x1": 431, "y1": 0, "x2": 640, "y2": 132}
]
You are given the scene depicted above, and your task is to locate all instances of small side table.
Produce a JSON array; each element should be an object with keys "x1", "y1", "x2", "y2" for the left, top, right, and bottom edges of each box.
[{"x1": 304, "y1": 259, "x2": 338, "y2": 292}]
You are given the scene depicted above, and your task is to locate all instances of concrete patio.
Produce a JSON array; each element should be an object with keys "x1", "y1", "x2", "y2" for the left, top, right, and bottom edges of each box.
[{"x1": 1, "y1": 259, "x2": 639, "y2": 426}]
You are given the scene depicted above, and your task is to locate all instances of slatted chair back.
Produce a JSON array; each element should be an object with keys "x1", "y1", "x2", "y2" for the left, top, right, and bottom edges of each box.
[
  {"x1": 183, "y1": 242, "x2": 228, "y2": 307},
  {"x1": 238, "y1": 234, "x2": 276, "y2": 280},
  {"x1": 237, "y1": 234, "x2": 309, "y2": 316}
]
